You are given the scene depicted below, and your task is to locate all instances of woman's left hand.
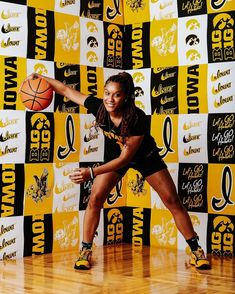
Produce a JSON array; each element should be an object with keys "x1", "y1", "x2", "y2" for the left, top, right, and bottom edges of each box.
[{"x1": 69, "y1": 167, "x2": 91, "y2": 184}]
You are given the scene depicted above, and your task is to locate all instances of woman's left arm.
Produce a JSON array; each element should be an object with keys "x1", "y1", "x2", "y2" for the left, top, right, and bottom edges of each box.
[{"x1": 69, "y1": 135, "x2": 144, "y2": 184}]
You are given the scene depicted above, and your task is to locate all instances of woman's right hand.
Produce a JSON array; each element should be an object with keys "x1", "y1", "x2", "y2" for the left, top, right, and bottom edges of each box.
[
  {"x1": 19, "y1": 72, "x2": 87, "y2": 106},
  {"x1": 18, "y1": 73, "x2": 42, "y2": 93}
]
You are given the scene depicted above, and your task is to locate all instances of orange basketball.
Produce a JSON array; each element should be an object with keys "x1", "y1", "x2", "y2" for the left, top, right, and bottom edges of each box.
[{"x1": 20, "y1": 78, "x2": 53, "y2": 111}]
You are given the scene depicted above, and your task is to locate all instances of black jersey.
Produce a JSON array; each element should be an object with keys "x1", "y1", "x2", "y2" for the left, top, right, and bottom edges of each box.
[{"x1": 84, "y1": 95, "x2": 158, "y2": 162}]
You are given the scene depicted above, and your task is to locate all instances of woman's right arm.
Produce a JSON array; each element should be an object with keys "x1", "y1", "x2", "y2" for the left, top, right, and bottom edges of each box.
[{"x1": 21, "y1": 73, "x2": 88, "y2": 106}]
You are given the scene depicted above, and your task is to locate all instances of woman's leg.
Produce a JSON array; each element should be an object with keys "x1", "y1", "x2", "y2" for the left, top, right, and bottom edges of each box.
[
  {"x1": 75, "y1": 171, "x2": 121, "y2": 270},
  {"x1": 146, "y1": 168, "x2": 195, "y2": 240},
  {"x1": 83, "y1": 171, "x2": 121, "y2": 244},
  {"x1": 146, "y1": 168, "x2": 210, "y2": 269}
]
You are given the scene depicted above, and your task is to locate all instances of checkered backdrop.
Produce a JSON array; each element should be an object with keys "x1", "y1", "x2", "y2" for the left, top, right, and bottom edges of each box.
[{"x1": 0, "y1": 0, "x2": 234, "y2": 260}]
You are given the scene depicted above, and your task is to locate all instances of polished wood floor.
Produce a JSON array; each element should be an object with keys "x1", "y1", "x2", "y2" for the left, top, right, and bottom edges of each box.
[{"x1": 0, "y1": 244, "x2": 234, "y2": 294}]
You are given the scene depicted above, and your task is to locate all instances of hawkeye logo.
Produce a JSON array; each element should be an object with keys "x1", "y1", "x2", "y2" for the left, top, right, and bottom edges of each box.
[
  {"x1": 106, "y1": 24, "x2": 123, "y2": 68},
  {"x1": 32, "y1": 214, "x2": 45, "y2": 254},
  {"x1": 60, "y1": 0, "x2": 75, "y2": 8},
  {"x1": 1, "y1": 23, "x2": 21, "y2": 33},
  {"x1": 1, "y1": 164, "x2": 16, "y2": 217},
  {"x1": 131, "y1": 23, "x2": 144, "y2": 69},
  {"x1": 86, "y1": 21, "x2": 98, "y2": 33},
  {"x1": 211, "y1": 13, "x2": 235, "y2": 61},
  {"x1": 132, "y1": 72, "x2": 145, "y2": 83},
  {"x1": 186, "y1": 49, "x2": 200, "y2": 61},
  {"x1": 29, "y1": 113, "x2": 51, "y2": 162},
  {"x1": 211, "y1": 166, "x2": 234, "y2": 212},
  {"x1": 186, "y1": 19, "x2": 200, "y2": 31},
  {"x1": 134, "y1": 86, "x2": 144, "y2": 98},
  {"x1": 1, "y1": 10, "x2": 21, "y2": 20},
  {"x1": 87, "y1": 36, "x2": 98, "y2": 48},
  {"x1": 86, "y1": 51, "x2": 98, "y2": 63},
  {"x1": 186, "y1": 33, "x2": 200, "y2": 46},
  {"x1": 211, "y1": 215, "x2": 234, "y2": 257},
  {"x1": 34, "y1": 63, "x2": 48, "y2": 75},
  {"x1": 106, "y1": 208, "x2": 123, "y2": 245}
]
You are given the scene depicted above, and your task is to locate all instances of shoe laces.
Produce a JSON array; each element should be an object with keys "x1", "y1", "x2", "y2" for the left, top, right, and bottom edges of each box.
[
  {"x1": 194, "y1": 247, "x2": 206, "y2": 259},
  {"x1": 79, "y1": 249, "x2": 92, "y2": 260}
]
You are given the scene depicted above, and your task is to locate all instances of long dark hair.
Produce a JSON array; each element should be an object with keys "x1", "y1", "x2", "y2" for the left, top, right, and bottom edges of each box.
[{"x1": 96, "y1": 72, "x2": 137, "y2": 141}]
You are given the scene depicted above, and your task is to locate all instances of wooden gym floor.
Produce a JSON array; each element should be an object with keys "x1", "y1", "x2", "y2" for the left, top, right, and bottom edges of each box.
[{"x1": 0, "y1": 244, "x2": 234, "y2": 294}]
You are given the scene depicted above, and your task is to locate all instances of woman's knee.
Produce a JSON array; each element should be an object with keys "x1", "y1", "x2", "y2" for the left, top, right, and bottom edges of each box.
[
  {"x1": 162, "y1": 192, "x2": 183, "y2": 212},
  {"x1": 88, "y1": 192, "x2": 106, "y2": 209}
]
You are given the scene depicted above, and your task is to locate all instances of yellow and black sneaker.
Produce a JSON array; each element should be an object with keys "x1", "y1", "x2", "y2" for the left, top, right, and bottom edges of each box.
[
  {"x1": 74, "y1": 249, "x2": 92, "y2": 270},
  {"x1": 190, "y1": 247, "x2": 210, "y2": 269}
]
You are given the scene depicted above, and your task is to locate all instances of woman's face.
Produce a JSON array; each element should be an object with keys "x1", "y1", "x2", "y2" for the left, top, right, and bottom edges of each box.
[{"x1": 103, "y1": 82, "x2": 126, "y2": 114}]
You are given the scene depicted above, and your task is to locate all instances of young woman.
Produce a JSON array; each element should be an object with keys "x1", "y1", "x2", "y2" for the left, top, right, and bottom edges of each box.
[{"x1": 21, "y1": 72, "x2": 210, "y2": 270}]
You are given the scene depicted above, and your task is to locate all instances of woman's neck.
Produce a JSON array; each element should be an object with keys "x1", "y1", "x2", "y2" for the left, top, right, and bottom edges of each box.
[{"x1": 108, "y1": 111, "x2": 123, "y2": 127}]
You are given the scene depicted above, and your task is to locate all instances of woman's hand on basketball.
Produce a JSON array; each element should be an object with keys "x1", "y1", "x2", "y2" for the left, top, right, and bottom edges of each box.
[
  {"x1": 69, "y1": 168, "x2": 91, "y2": 184},
  {"x1": 18, "y1": 73, "x2": 41, "y2": 93}
]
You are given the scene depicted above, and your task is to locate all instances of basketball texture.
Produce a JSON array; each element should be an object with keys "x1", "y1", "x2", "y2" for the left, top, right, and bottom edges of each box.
[{"x1": 20, "y1": 78, "x2": 53, "y2": 111}]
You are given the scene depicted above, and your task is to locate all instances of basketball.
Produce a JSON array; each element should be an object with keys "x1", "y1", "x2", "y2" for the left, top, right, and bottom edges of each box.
[{"x1": 20, "y1": 78, "x2": 53, "y2": 111}]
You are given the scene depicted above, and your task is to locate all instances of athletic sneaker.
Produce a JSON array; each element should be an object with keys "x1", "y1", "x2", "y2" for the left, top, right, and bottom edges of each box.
[
  {"x1": 190, "y1": 247, "x2": 210, "y2": 269},
  {"x1": 74, "y1": 249, "x2": 92, "y2": 270}
]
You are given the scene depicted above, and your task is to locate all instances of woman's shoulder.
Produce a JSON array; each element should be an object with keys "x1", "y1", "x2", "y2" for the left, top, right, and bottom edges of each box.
[
  {"x1": 135, "y1": 106, "x2": 147, "y2": 119},
  {"x1": 84, "y1": 95, "x2": 103, "y2": 111}
]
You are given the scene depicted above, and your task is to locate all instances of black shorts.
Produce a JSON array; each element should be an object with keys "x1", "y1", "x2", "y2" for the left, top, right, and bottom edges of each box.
[{"x1": 113, "y1": 149, "x2": 167, "y2": 178}]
